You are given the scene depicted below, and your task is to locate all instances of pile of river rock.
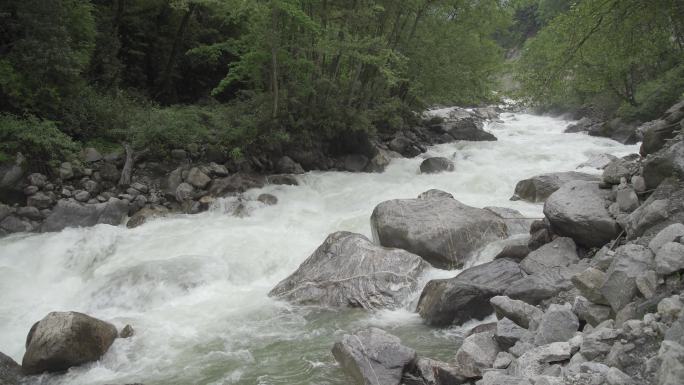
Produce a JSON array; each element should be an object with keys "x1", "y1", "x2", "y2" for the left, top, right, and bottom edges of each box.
[
  {"x1": 1, "y1": 101, "x2": 683, "y2": 385},
  {"x1": 0, "y1": 106, "x2": 498, "y2": 236}
]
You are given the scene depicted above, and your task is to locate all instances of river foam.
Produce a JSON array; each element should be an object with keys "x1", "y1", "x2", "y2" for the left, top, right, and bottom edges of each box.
[{"x1": 0, "y1": 112, "x2": 638, "y2": 384}]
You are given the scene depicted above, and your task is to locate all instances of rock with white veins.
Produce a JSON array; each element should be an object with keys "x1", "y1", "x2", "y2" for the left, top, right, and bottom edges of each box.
[{"x1": 269, "y1": 232, "x2": 428, "y2": 309}]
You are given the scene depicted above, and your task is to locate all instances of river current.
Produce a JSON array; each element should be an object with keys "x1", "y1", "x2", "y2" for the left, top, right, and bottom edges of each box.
[{"x1": 0, "y1": 111, "x2": 639, "y2": 384}]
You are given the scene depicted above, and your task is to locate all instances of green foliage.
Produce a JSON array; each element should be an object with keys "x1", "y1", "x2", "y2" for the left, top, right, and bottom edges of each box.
[
  {"x1": 0, "y1": 115, "x2": 79, "y2": 168},
  {"x1": 516, "y1": 0, "x2": 684, "y2": 119},
  {"x1": 618, "y1": 64, "x2": 684, "y2": 121}
]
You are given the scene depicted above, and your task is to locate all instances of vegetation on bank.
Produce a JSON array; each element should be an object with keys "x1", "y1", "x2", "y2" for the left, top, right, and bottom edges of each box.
[
  {"x1": 0, "y1": 0, "x2": 511, "y2": 167},
  {"x1": 513, "y1": 0, "x2": 684, "y2": 121},
  {"x1": 1, "y1": 0, "x2": 683, "y2": 170}
]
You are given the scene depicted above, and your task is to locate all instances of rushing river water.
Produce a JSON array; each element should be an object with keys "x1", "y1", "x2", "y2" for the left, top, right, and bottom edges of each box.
[{"x1": 0, "y1": 111, "x2": 639, "y2": 385}]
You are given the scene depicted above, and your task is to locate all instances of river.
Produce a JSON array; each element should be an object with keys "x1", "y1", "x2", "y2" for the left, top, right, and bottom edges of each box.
[{"x1": 0, "y1": 111, "x2": 639, "y2": 385}]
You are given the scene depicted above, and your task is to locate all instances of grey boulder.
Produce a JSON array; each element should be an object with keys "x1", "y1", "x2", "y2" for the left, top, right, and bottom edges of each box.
[
  {"x1": 519, "y1": 237, "x2": 578, "y2": 275},
  {"x1": 0, "y1": 352, "x2": 21, "y2": 385},
  {"x1": 417, "y1": 259, "x2": 526, "y2": 326},
  {"x1": 41, "y1": 198, "x2": 128, "y2": 232},
  {"x1": 371, "y1": 191, "x2": 508, "y2": 269},
  {"x1": 654, "y1": 242, "x2": 684, "y2": 275},
  {"x1": 22, "y1": 311, "x2": 118, "y2": 374},
  {"x1": 454, "y1": 331, "x2": 500, "y2": 378},
  {"x1": 544, "y1": 181, "x2": 621, "y2": 247},
  {"x1": 512, "y1": 172, "x2": 599, "y2": 203},
  {"x1": 269, "y1": 232, "x2": 428, "y2": 309},
  {"x1": 332, "y1": 328, "x2": 415, "y2": 385},
  {"x1": 534, "y1": 304, "x2": 579, "y2": 345},
  {"x1": 419, "y1": 157, "x2": 454, "y2": 174}
]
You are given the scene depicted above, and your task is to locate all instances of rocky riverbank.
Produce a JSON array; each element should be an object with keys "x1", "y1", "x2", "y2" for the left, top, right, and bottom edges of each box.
[
  {"x1": 0, "y1": 106, "x2": 501, "y2": 237},
  {"x1": 1, "y1": 101, "x2": 681, "y2": 385}
]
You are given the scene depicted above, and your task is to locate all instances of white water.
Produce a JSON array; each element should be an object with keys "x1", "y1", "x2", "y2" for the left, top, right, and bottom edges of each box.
[{"x1": 0, "y1": 112, "x2": 638, "y2": 385}]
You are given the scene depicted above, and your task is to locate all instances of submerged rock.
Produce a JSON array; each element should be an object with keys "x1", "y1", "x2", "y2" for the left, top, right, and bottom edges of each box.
[
  {"x1": 371, "y1": 191, "x2": 508, "y2": 269},
  {"x1": 332, "y1": 328, "x2": 415, "y2": 385},
  {"x1": 269, "y1": 232, "x2": 428, "y2": 309},
  {"x1": 22, "y1": 311, "x2": 118, "y2": 374},
  {"x1": 419, "y1": 157, "x2": 454, "y2": 174}
]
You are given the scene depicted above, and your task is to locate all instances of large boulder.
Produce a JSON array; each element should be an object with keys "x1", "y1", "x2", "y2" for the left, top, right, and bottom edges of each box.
[
  {"x1": 41, "y1": 198, "x2": 128, "y2": 232},
  {"x1": 642, "y1": 141, "x2": 684, "y2": 190},
  {"x1": 512, "y1": 172, "x2": 599, "y2": 203},
  {"x1": 269, "y1": 232, "x2": 428, "y2": 309},
  {"x1": 0, "y1": 352, "x2": 21, "y2": 385},
  {"x1": 533, "y1": 304, "x2": 579, "y2": 345},
  {"x1": 419, "y1": 157, "x2": 454, "y2": 174},
  {"x1": 275, "y1": 156, "x2": 305, "y2": 174},
  {"x1": 22, "y1": 312, "x2": 118, "y2": 374},
  {"x1": 417, "y1": 259, "x2": 526, "y2": 326},
  {"x1": 484, "y1": 207, "x2": 535, "y2": 235},
  {"x1": 588, "y1": 118, "x2": 639, "y2": 144},
  {"x1": 543, "y1": 181, "x2": 621, "y2": 247},
  {"x1": 371, "y1": 191, "x2": 508, "y2": 269},
  {"x1": 208, "y1": 174, "x2": 265, "y2": 196},
  {"x1": 602, "y1": 155, "x2": 641, "y2": 185},
  {"x1": 490, "y1": 296, "x2": 543, "y2": 330},
  {"x1": 443, "y1": 117, "x2": 497, "y2": 141},
  {"x1": 332, "y1": 328, "x2": 416, "y2": 385},
  {"x1": 600, "y1": 244, "x2": 654, "y2": 312}
]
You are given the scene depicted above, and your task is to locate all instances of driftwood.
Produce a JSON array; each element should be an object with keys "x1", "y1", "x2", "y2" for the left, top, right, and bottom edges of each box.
[{"x1": 118, "y1": 143, "x2": 148, "y2": 187}]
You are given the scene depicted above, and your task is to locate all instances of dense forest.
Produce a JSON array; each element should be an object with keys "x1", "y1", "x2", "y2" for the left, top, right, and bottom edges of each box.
[{"x1": 0, "y1": 0, "x2": 682, "y2": 170}]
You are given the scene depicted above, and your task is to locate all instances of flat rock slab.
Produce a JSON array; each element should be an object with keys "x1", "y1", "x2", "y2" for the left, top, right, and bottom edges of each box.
[
  {"x1": 269, "y1": 232, "x2": 428, "y2": 309},
  {"x1": 332, "y1": 328, "x2": 415, "y2": 385},
  {"x1": 41, "y1": 198, "x2": 128, "y2": 232},
  {"x1": 371, "y1": 191, "x2": 508, "y2": 269}
]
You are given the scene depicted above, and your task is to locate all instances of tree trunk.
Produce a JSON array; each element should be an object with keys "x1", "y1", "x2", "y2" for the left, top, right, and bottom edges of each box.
[{"x1": 156, "y1": 2, "x2": 196, "y2": 100}]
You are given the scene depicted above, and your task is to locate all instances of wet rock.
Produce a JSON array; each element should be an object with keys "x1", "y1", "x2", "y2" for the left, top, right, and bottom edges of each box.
[
  {"x1": 534, "y1": 304, "x2": 579, "y2": 345},
  {"x1": 0, "y1": 351, "x2": 21, "y2": 385},
  {"x1": 16, "y1": 206, "x2": 42, "y2": 221},
  {"x1": 520, "y1": 237, "x2": 578, "y2": 275},
  {"x1": 126, "y1": 206, "x2": 169, "y2": 229},
  {"x1": 601, "y1": 244, "x2": 654, "y2": 312},
  {"x1": 490, "y1": 296, "x2": 543, "y2": 330},
  {"x1": 42, "y1": 198, "x2": 129, "y2": 232},
  {"x1": 512, "y1": 172, "x2": 599, "y2": 203},
  {"x1": 209, "y1": 174, "x2": 265, "y2": 196},
  {"x1": 655, "y1": 242, "x2": 684, "y2": 275},
  {"x1": 419, "y1": 157, "x2": 454, "y2": 174},
  {"x1": 444, "y1": 117, "x2": 497, "y2": 141},
  {"x1": 332, "y1": 328, "x2": 415, "y2": 385},
  {"x1": 544, "y1": 180, "x2": 621, "y2": 248},
  {"x1": 22, "y1": 311, "x2": 118, "y2": 374},
  {"x1": 276, "y1": 156, "x2": 304, "y2": 174},
  {"x1": 417, "y1": 259, "x2": 525, "y2": 326},
  {"x1": 185, "y1": 167, "x2": 211, "y2": 189},
  {"x1": 417, "y1": 189, "x2": 453, "y2": 200},
  {"x1": 577, "y1": 153, "x2": 618, "y2": 169},
  {"x1": 649, "y1": 223, "x2": 684, "y2": 253},
  {"x1": 119, "y1": 325, "x2": 134, "y2": 339},
  {"x1": 588, "y1": 118, "x2": 639, "y2": 144},
  {"x1": 565, "y1": 117, "x2": 595, "y2": 133},
  {"x1": 257, "y1": 193, "x2": 278, "y2": 206},
  {"x1": 343, "y1": 154, "x2": 369, "y2": 172},
  {"x1": 270, "y1": 232, "x2": 428, "y2": 309},
  {"x1": 454, "y1": 331, "x2": 500, "y2": 378},
  {"x1": 266, "y1": 174, "x2": 299, "y2": 186},
  {"x1": 371, "y1": 192, "x2": 507, "y2": 269}
]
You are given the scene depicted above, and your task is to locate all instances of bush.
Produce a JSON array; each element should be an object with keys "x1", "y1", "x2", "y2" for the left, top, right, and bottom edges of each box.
[
  {"x1": 618, "y1": 64, "x2": 684, "y2": 122},
  {"x1": 0, "y1": 114, "x2": 79, "y2": 170}
]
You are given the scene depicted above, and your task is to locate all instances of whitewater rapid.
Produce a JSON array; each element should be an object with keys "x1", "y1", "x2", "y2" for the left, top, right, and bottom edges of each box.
[{"x1": 0, "y1": 112, "x2": 639, "y2": 385}]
